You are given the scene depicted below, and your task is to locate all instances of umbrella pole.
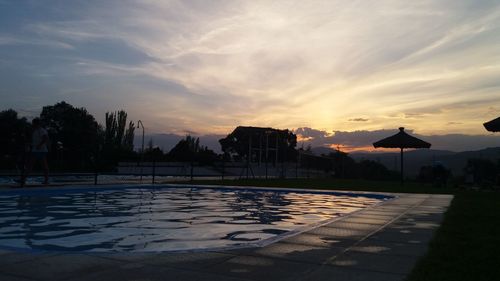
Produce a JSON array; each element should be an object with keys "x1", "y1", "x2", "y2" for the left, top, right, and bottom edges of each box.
[{"x1": 400, "y1": 148, "x2": 404, "y2": 185}]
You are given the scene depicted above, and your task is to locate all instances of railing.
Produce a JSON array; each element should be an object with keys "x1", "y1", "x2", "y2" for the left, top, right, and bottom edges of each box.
[{"x1": 0, "y1": 161, "x2": 331, "y2": 187}]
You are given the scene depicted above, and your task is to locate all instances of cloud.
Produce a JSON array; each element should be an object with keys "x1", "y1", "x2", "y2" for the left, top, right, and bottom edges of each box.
[
  {"x1": 1, "y1": 1, "x2": 500, "y2": 136},
  {"x1": 0, "y1": 35, "x2": 74, "y2": 49},
  {"x1": 348, "y1": 118, "x2": 369, "y2": 122},
  {"x1": 294, "y1": 127, "x2": 330, "y2": 140},
  {"x1": 294, "y1": 127, "x2": 500, "y2": 152}
]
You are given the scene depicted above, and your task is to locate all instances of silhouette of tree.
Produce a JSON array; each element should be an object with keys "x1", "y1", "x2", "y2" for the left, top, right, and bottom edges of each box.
[
  {"x1": 0, "y1": 109, "x2": 29, "y2": 169},
  {"x1": 464, "y1": 158, "x2": 498, "y2": 186},
  {"x1": 40, "y1": 101, "x2": 100, "y2": 170},
  {"x1": 104, "y1": 110, "x2": 134, "y2": 150},
  {"x1": 357, "y1": 159, "x2": 398, "y2": 180},
  {"x1": 418, "y1": 163, "x2": 451, "y2": 187},
  {"x1": 219, "y1": 126, "x2": 297, "y2": 161},
  {"x1": 168, "y1": 135, "x2": 219, "y2": 164},
  {"x1": 142, "y1": 138, "x2": 164, "y2": 161},
  {"x1": 168, "y1": 135, "x2": 200, "y2": 162},
  {"x1": 101, "y1": 110, "x2": 136, "y2": 169},
  {"x1": 196, "y1": 146, "x2": 220, "y2": 165},
  {"x1": 325, "y1": 151, "x2": 356, "y2": 178},
  {"x1": 123, "y1": 120, "x2": 135, "y2": 151}
]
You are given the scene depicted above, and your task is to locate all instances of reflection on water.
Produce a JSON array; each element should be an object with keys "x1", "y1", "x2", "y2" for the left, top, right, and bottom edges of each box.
[{"x1": 0, "y1": 187, "x2": 387, "y2": 252}]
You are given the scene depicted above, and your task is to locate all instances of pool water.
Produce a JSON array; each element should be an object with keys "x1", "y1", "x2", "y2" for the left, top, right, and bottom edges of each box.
[{"x1": 0, "y1": 186, "x2": 390, "y2": 252}]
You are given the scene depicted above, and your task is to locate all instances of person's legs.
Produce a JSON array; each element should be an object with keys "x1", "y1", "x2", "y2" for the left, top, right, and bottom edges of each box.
[
  {"x1": 41, "y1": 156, "x2": 49, "y2": 184},
  {"x1": 21, "y1": 155, "x2": 35, "y2": 186}
]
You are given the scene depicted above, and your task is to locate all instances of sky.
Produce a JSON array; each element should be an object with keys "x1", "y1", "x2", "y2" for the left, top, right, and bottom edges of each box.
[{"x1": 1, "y1": 1, "x2": 500, "y2": 151}]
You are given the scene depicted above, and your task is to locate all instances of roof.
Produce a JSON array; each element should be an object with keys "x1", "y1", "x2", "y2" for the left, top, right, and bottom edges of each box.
[
  {"x1": 484, "y1": 117, "x2": 500, "y2": 132},
  {"x1": 231, "y1": 126, "x2": 287, "y2": 135},
  {"x1": 373, "y1": 127, "x2": 431, "y2": 149}
]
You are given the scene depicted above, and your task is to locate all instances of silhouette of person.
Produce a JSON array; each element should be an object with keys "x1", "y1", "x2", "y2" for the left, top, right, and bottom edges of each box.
[
  {"x1": 14, "y1": 129, "x2": 28, "y2": 175},
  {"x1": 21, "y1": 118, "x2": 49, "y2": 186}
]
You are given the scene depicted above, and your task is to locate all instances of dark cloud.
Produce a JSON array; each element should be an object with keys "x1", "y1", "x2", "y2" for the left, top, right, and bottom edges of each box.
[
  {"x1": 421, "y1": 134, "x2": 500, "y2": 152},
  {"x1": 331, "y1": 130, "x2": 397, "y2": 147},
  {"x1": 294, "y1": 127, "x2": 500, "y2": 152},
  {"x1": 182, "y1": 130, "x2": 199, "y2": 136},
  {"x1": 404, "y1": 113, "x2": 425, "y2": 119},
  {"x1": 348, "y1": 118, "x2": 369, "y2": 122},
  {"x1": 294, "y1": 127, "x2": 329, "y2": 140}
]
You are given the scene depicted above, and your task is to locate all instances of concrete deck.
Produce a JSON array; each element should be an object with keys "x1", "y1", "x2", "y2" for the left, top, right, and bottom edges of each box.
[{"x1": 0, "y1": 191, "x2": 453, "y2": 281}]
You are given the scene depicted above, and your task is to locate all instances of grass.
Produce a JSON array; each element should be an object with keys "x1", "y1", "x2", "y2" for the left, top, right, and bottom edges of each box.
[
  {"x1": 406, "y1": 191, "x2": 500, "y2": 281},
  {"x1": 179, "y1": 178, "x2": 500, "y2": 281}
]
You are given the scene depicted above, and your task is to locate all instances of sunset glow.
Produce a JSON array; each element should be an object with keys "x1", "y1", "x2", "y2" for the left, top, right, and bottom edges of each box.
[{"x1": 1, "y1": 1, "x2": 500, "y2": 151}]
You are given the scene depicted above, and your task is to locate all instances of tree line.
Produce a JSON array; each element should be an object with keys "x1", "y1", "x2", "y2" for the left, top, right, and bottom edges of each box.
[
  {"x1": 0, "y1": 101, "x2": 224, "y2": 171},
  {"x1": 1, "y1": 102, "x2": 133, "y2": 171},
  {"x1": 1, "y1": 101, "x2": 400, "y2": 181}
]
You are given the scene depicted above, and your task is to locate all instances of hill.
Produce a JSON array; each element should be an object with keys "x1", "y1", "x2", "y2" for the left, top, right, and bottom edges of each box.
[{"x1": 311, "y1": 146, "x2": 500, "y2": 177}]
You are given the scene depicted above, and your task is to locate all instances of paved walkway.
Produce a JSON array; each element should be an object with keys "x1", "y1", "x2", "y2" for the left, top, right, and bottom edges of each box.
[{"x1": 0, "y1": 191, "x2": 452, "y2": 281}]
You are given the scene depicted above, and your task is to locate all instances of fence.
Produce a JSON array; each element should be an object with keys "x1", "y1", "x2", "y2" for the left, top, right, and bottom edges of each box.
[
  {"x1": 0, "y1": 152, "x2": 336, "y2": 187},
  {"x1": 116, "y1": 160, "x2": 331, "y2": 182}
]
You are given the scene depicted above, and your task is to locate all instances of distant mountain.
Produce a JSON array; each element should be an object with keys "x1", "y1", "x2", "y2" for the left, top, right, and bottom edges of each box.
[
  {"x1": 440, "y1": 147, "x2": 500, "y2": 176},
  {"x1": 350, "y1": 147, "x2": 500, "y2": 177},
  {"x1": 311, "y1": 146, "x2": 337, "y2": 155},
  {"x1": 308, "y1": 145, "x2": 500, "y2": 177}
]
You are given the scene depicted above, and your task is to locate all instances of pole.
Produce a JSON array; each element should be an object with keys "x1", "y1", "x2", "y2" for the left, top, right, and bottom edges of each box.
[
  {"x1": 275, "y1": 134, "x2": 278, "y2": 167},
  {"x1": 281, "y1": 139, "x2": 285, "y2": 178},
  {"x1": 190, "y1": 161, "x2": 194, "y2": 181},
  {"x1": 400, "y1": 148, "x2": 404, "y2": 185},
  {"x1": 259, "y1": 134, "x2": 262, "y2": 166},
  {"x1": 247, "y1": 136, "x2": 251, "y2": 179},
  {"x1": 137, "y1": 120, "x2": 145, "y2": 183},
  {"x1": 221, "y1": 156, "x2": 225, "y2": 181},
  {"x1": 152, "y1": 160, "x2": 156, "y2": 184},
  {"x1": 265, "y1": 133, "x2": 269, "y2": 179},
  {"x1": 94, "y1": 142, "x2": 99, "y2": 185}
]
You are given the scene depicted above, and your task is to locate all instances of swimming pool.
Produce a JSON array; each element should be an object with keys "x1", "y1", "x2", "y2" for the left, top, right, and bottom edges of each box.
[{"x1": 0, "y1": 185, "x2": 392, "y2": 252}]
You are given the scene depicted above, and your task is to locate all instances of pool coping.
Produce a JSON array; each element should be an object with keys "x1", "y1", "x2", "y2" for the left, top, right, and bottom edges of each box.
[{"x1": 0, "y1": 185, "x2": 453, "y2": 281}]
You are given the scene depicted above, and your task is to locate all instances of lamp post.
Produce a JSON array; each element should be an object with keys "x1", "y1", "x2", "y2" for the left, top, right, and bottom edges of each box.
[{"x1": 137, "y1": 120, "x2": 145, "y2": 183}]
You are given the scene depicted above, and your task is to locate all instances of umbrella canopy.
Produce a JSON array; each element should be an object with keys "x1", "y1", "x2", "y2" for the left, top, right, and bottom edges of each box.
[
  {"x1": 484, "y1": 117, "x2": 500, "y2": 132},
  {"x1": 373, "y1": 127, "x2": 431, "y2": 149},
  {"x1": 373, "y1": 127, "x2": 431, "y2": 184}
]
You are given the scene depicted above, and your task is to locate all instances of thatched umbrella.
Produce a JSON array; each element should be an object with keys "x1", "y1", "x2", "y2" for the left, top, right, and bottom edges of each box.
[
  {"x1": 373, "y1": 127, "x2": 431, "y2": 183},
  {"x1": 484, "y1": 117, "x2": 500, "y2": 132}
]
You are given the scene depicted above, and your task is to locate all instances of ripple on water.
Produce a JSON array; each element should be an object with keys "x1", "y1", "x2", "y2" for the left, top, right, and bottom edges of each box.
[{"x1": 0, "y1": 187, "x2": 389, "y2": 252}]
